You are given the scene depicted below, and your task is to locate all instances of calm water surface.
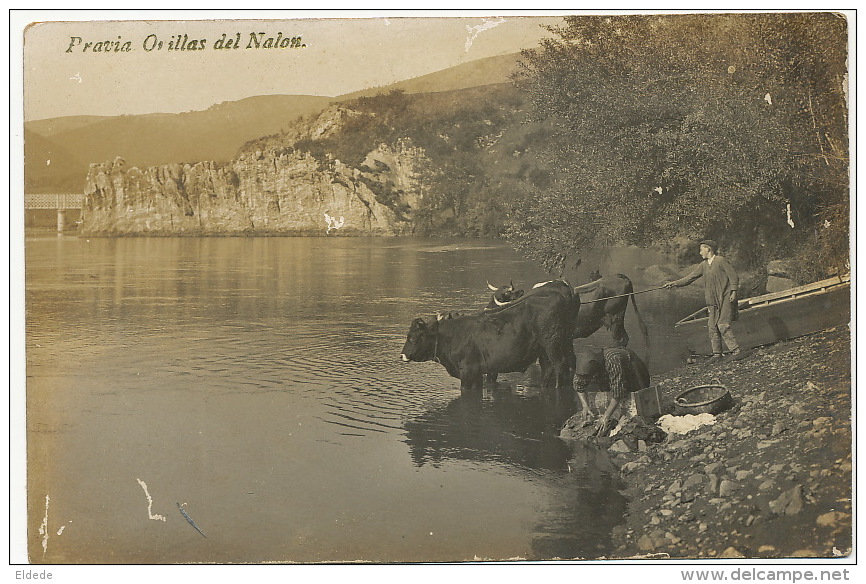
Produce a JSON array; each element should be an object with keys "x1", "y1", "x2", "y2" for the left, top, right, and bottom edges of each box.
[{"x1": 24, "y1": 236, "x2": 698, "y2": 563}]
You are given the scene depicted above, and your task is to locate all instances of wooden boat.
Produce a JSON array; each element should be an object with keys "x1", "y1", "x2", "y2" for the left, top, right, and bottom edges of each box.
[{"x1": 674, "y1": 274, "x2": 851, "y2": 355}]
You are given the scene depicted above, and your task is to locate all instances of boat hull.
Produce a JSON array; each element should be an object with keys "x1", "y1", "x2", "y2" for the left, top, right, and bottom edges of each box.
[{"x1": 673, "y1": 279, "x2": 850, "y2": 355}]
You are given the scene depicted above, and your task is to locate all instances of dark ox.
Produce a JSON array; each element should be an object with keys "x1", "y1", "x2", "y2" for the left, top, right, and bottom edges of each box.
[
  {"x1": 400, "y1": 280, "x2": 578, "y2": 392},
  {"x1": 572, "y1": 274, "x2": 649, "y2": 347},
  {"x1": 486, "y1": 274, "x2": 649, "y2": 348}
]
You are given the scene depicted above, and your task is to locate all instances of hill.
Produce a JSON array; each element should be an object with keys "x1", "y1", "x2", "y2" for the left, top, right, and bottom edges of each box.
[
  {"x1": 231, "y1": 81, "x2": 552, "y2": 237},
  {"x1": 24, "y1": 95, "x2": 334, "y2": 193},
  {"x1": 337, "y1": 52, "x2": 521, "y2": 100},
  {"x1": 24, "y1": 128, "x2": 91, "y2": 193},
  {"x1": 24, "y1": 53, "x2": 522, "y2": 193},
  {"x1": 26, "y1": 115, "x2": 115, "y2": 137}
]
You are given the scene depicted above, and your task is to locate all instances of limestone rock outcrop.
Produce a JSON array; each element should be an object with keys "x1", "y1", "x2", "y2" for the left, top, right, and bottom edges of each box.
[{"x1": 80, "y1": 139, "x2": 427, "y2": 236}]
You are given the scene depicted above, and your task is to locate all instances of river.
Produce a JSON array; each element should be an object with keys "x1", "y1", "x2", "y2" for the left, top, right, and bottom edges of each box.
[{"x1": 23, "y1": 236, "x2": 701, "y2": 563}]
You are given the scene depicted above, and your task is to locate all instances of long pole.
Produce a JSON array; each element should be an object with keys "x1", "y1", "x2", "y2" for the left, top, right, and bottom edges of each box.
[{"x1": 578, "y1": 285, "x2": 668, "y2": 304}]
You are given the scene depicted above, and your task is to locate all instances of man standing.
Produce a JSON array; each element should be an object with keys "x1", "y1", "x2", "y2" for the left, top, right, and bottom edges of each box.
[
  {"x1": 574, "y1": 347, "x2": 650, "y2": 437},
  {"x1": 664, "y1": 240, "x2": 741, "y2": 362}
]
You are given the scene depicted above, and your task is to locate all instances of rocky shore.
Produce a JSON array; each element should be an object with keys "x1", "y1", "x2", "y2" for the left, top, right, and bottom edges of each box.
[{"x1": 561, "y1": 325, "x2": 852, "y2": 560}]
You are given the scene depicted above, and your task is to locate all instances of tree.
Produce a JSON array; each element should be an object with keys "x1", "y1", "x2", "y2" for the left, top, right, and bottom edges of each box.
[{"x1": 507, "y1": 13, "x2": 849, "y2": 275}]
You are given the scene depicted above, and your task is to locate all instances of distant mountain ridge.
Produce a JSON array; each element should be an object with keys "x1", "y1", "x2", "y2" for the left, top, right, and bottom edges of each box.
[
  {"x1": 24, "y1": 95, "x2": 334, "y2": 193},
  {"x1": 24, "y1": 52, "x2": 522, "y2": 193},
  {"x1": 337, "y1": 52, "x2": 520, "y2": 99}
]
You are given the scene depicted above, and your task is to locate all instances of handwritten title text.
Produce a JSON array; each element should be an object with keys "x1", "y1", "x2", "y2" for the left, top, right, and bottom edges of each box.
[{"x1": 65, "y1": 32, "x2": 306, "y2": 53}]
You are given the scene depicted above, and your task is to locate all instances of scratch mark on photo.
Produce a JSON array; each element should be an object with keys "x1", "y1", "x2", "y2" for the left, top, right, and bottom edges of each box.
[
  {"x1": 465, "y1": 17, "x2": 506, "y2": 52},
  {"x1": 177, "y1": 502, "x2": 207, "y2": 537},
  {"x1": 38, "y1": 495, "x2": 50, "y2": 554},
  {"x1": 137, "y1": 478, "x2": 167, "y2": 522},
  {"x1": 324, "y1": 212, "x2": 345, "y2": 233}
]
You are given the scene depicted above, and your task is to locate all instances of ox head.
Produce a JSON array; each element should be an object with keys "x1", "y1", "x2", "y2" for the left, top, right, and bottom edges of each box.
[
  {"x1": 400, "y1": 317, "x2": 438, "y2": 362},
  {"x1": 486, "y1": 280, "x2": 525, "y2": 308}
]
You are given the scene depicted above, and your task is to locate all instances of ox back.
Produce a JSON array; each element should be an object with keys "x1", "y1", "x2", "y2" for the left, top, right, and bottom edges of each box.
[{"x1": 573, "y1": 274, "x2": 643, "y2": 347}]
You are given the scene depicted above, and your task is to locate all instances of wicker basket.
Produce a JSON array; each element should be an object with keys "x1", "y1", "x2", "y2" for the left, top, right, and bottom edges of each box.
[{"x1": 674, "y1": 384, "x2": 733, "y2": 416}]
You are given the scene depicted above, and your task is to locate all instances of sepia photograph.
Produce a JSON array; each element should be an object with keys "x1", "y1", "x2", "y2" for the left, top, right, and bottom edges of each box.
[{"x1": 11, "y1": 8, "x2": 854, "y2": 572}]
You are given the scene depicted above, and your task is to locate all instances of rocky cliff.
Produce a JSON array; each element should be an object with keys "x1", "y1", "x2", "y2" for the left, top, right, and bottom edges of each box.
[{"x1": 79, "y1": 106, "x2": 428, "y2": 236}]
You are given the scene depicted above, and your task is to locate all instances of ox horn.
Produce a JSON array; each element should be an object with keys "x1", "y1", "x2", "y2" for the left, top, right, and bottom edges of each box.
[
  {"x1": 508, "y1": 279, "x2": 514, "y2": 291},
  {"x1": 487, "y1": 281, "x2": 499, "y2": 292},
  {"x1": 494, "y1": 296, "x2": 508, "y2": 306}
]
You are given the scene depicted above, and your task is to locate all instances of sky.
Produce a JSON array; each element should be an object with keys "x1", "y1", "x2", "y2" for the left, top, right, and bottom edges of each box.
[{"x1": 20, "y1": 11, "x2": 566, "y2": 121}]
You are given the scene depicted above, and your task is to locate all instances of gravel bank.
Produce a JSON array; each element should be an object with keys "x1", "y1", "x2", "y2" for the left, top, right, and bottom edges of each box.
[{"x1": 562, "y1": 325, "x2": 852, "y2": 559}]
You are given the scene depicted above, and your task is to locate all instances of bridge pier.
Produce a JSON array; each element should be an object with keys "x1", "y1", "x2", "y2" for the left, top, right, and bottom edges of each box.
[{"x1": 24, "y1": 193, "x2": 83, "y2": 232}]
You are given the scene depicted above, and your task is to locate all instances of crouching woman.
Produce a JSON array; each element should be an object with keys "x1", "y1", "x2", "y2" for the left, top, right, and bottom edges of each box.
[{"x1": 574, "y1": 347, "x2": 650, "y2": 436}]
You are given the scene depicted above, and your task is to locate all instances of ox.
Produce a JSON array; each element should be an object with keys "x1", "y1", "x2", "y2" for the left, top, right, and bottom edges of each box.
[
  {"x1": 401, "y1": 280, "x2": 578, "y2": 392},
  {"x1": 485, "y1": 274, "x2": 649, "y2": 348},
  {"x1": 573, "y1": 274, "x2": 649, "y2": 348},
  {"x1": 486, "y1": 280, "x2": 524, "y2": 309}
]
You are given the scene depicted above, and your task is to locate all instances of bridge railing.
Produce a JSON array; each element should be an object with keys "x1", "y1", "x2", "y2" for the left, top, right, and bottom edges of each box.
[{"x1": 24, "y1": 193, "x2": 85, "y2": 210}]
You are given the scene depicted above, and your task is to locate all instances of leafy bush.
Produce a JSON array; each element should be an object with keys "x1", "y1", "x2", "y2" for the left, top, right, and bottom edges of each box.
[{"x1": 508, "y1": 13, "x2": 849, "y2": 273}]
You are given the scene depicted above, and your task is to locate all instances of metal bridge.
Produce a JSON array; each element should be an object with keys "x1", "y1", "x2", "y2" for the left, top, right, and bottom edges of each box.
[
  {"x1": 24, "y1": 193, "x2": 84, "y2": 232},
  {"x1": 24, "y1": 193, "x2": 84, "y2": 210}
]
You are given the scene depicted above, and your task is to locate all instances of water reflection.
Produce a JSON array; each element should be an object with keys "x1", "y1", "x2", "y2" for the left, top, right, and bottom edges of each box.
[
  {"x1": 529, "y1": 441, "x2": 629, "y2": 560},
  {"x1": 404, "y1": 383, "x2": 576, "y2": 470},
  {"x1": 403, "y1": 381, "x2": 629, "y2": 560}
]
